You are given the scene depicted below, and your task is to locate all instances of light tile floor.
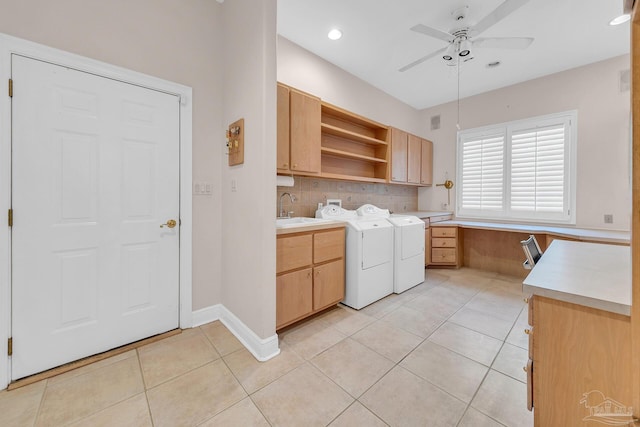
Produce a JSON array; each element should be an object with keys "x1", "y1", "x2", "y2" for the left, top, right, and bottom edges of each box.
[{"x1": 1, "y1": 267, "x2": 534, "y2": 426}]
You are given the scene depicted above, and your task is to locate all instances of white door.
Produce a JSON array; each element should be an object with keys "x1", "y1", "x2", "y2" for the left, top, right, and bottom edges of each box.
[{"x1": 11, "y1": 55, "x2": 180, "y2": 379}]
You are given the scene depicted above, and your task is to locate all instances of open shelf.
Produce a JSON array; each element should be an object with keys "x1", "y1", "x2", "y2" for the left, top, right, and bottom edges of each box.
[
  {"x1": 320, "y1": 101, "x2": 390, "y2": 182},
  {"x1": 321, "y1": 147, "x2": 388, "y2": 164},
  {"x1": 321, "y1": 123, "x2": 388, "y2": 147}
]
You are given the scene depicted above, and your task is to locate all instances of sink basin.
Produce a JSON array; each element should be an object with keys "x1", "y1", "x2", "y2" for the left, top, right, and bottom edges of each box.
[{"x1": 276, "y1": 217, "x2": 333, "y2": 228}]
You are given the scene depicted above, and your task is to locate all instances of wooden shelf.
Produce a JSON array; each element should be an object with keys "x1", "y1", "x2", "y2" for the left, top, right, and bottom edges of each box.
[
  {"x1": 321, "y1": 123, "x2": 387, "y2": 147},
  {"x1": 319, "y1": 172, "x2": 387, "y2": 183},
  {"x1": 321, "y1": 147, "x2": 388, "y2": 164}
]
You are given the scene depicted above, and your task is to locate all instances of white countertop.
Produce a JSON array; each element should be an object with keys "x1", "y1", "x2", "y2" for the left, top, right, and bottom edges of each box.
[
  {"x1": 400, "y1": 211, "x2": 452, "y2": 219},
  {"x1": 432, "y1": 220, "x2": 630, "y2": 244},
  {"x1": 522, "y1": 240, "x2": 631, "y2": 316}
]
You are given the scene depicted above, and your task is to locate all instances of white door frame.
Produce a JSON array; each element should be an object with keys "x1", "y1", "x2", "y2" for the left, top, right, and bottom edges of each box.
[{"x1": 0, "y1": 33, "x2": 193, "y2": 389}]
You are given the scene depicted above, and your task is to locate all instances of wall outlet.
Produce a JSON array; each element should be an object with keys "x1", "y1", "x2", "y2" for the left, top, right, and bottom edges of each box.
[{"x1": 604, "y1": 214, "x2": 613, "y2": 224}]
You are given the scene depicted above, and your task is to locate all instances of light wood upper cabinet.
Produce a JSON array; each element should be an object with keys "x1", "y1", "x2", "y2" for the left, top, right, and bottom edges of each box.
[
  {"x1": 290, "y1": 88, "x2": 321, "y2": 174},
  {"x1": 390, "y1": 128, "x2": 433, "y2": 186},
  {"x1": 276, "y1": 83, "x2": 290, "y2": 172},
  {"x1": 390, "y1": 127, "x2": 408, "y2": 182},
  {"x1": 407, "y1": 134, "x2": 422, "y2": 184},
  {"x1": 420, "y1": 138, "x2": 433, "y2": 186}
]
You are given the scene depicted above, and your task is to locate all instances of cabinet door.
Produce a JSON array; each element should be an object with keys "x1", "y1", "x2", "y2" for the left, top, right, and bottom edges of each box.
[
  {"x1": 390, "y1": 127, "x2": 408, "y2": 182},
  {"x1": 277, "y1": 83, "x2": 290, "y2": 172},
  {"x1": 407, "y1": 134, "x2": 422, "y2": 184},
  {"x1": 276, "y1": 268, "x2": 313, "y2": 328},
  {"x1": 425, "y1": 226, "x2": 431, "y2": 266},
  {"x1": 290, "y1": 89, "x2": 321, "y2": 173},
  {"x1": 313, "y1": 260, "x2": 345, "y2": 310},
  {"x1": 420, "y1": 139, "x2": 433, "y2": 186}
]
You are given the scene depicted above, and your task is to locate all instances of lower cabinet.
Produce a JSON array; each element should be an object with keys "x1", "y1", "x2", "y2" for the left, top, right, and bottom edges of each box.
[
  {"x1": 276, "y1": 227, "x2": 345, "y2": 329},
  {"x1": 527, "y1": 295, "x2": 632, "y2": 426},
  {"x1": 429, "y1": 226, "x2": 461, "y2": 267}
]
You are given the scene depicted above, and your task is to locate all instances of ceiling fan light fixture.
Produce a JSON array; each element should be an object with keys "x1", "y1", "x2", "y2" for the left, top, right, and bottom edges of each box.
[
  {"x1": 442, "y1": 44, "x2": 456, "y2": 63},
  {"x1": 327, "y1": 28, "x2": 343, "y2": 40},
  {"x1": 609, "y1": 14, "x2": 630, "y2": 26},
  {"x1": 458, "y1": 39, "x2": 471, "y2": 57}
]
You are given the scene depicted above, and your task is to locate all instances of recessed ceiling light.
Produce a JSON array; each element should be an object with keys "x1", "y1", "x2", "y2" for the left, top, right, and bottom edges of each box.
[
  {"x1": 609, "y1": 14, "x2": 630, "y2": 26},
  {"x1": 487, "y1": 61, "x2": 501, "y2": 68},
  {"x1": 328, "y1": 29, "x2": 342, "y2": 40}
]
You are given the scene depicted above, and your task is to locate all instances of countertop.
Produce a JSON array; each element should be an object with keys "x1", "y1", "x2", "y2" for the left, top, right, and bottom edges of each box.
[
  {"x1": 522, "y1": 240, "x2": 631, "y2": 316},
  {"x1": 430, "y1": 220, "x2": 630, "y2": 244},
  {"x1": 400, "y1": 211, "x2": 453, "y2": 219},
  {"x1": 276, "y1": 220, "x2": 346, "y2": 235}
]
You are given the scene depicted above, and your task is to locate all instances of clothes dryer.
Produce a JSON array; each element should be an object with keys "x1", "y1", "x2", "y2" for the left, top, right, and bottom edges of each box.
[
  {"x1": 356, "y1": 204, "x2": 425, "y2": 294},
  {"x1": 316, "y1": 205, "x2": 394, "y2": 309}
]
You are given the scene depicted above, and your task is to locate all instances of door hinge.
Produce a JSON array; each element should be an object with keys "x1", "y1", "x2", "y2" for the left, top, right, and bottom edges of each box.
[
  {"x1": 8, "y1": 209, "x2": 12, "y2": 227},
  {"x1": 7, "y1": 337, "x2": 12, "y2": 356},
  {"x1": 8, "y1": 79, "x2": 12, "y2": 98}
]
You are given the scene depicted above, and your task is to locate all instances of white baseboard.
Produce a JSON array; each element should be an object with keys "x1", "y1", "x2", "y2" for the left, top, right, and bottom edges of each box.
[
  {"x1": 192, "y1": 304, "x2": 223, "y2": 327},
  {"x1": 191, "y1": 304, "x2": 280, "y2": 362}
]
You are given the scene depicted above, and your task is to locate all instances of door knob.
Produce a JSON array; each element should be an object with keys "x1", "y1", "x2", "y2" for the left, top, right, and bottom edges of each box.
[{"x1": 160, "y1": 219, "x2": 177, "y2": 228}]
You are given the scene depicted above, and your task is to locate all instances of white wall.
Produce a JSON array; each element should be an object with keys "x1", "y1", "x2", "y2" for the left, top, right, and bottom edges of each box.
[
  {"x1": 0, "y1": 0, "x2": 225, "y2": 309},
  {"x1": 221, "y1": 0, "x2": 277, "y2": 339},
  {"x1": 278, "y1": 36, "x2": 424, "y2": 135},
  {"x1": 419, "y1": 55, "x2": 631, "y2": 231}
]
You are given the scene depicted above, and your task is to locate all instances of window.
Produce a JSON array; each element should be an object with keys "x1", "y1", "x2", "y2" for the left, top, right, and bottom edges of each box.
[{"x1": 456, "y1": 111, "x2": 576, "y2": 224}]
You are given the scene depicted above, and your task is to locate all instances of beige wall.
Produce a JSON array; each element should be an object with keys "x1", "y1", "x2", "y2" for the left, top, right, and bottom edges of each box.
[
  {"x1": 0, "y1": 0, "x2": 225, "y2": 310},
  {"x1": 419, "y1": 55, "x2": 631, "y2": 231},
  {"x1": 221, "y1": 0, "x2": 277, "y2": 339}
]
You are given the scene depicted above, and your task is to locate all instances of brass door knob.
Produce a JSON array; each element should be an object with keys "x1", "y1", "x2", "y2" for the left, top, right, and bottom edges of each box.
[{"x1": 160, "y1": 219, "x2": 177, "y2": 228}]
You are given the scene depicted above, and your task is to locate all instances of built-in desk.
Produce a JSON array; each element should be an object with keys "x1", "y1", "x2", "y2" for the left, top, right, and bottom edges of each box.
[
  {"x1": 521, "y1": 240, "x2": 632, "y2": 426},
  {"x1": 429, "y1": 220, "x2": 630, "y2": 277}
]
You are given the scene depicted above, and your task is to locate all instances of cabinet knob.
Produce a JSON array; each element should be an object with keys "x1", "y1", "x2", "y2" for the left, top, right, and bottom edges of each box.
[
  {"x1": 523, "y1": 366, "x2": 528, "y2": 373},
  {"x1": 524, "y1": 328, "x2": 532, "y2": 335},
  {"x1": 293, "y1": 164, "x2": 297, "y2": 169},
  {"x1": 283, "y1": 163, "x2": 288, "y2": 168},
  {"x1": 524, "y1": 297, "x2": 529, "y2": 304}
]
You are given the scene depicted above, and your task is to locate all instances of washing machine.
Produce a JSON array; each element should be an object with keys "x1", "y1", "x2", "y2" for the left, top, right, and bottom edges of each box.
[
  {"x1": 316, "y1": 205, "x2": 394, "y2": 309},
  {"x1": 356, "y1": 204, "x2": 425, "y2": 294}
]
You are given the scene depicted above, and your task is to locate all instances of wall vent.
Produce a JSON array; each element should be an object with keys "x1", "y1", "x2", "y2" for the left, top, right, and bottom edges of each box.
[{"x1": 430, "y1": 115, "x2": 441, "y2": 130}]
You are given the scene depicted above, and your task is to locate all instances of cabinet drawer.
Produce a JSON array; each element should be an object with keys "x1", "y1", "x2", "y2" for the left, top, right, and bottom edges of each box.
[
  {"x1": 432, "y1": 227, "x2": 456, "y2": 238},
  {"x1": 432, "y1": 248, "x2": 457, "y2": 263},
  {"x1": 314, "y1": 228, "x2": 345, "y2": 264},
  {"x1": 276, "y1": 268, "x2": 313, "y2": 328},
  {"x1": 432, "y1": 237, "x2": 456, "y2": 248},
  {"x1": 277, "y1": 234, "x2": 313, "y2": 273}
]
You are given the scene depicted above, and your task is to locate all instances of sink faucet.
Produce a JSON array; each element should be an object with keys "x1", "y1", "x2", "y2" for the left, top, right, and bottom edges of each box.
[{"x1": 279, "y1": 192, "x2": 296, "y2": 218}]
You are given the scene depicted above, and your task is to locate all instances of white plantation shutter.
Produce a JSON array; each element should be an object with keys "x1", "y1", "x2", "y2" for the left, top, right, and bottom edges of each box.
[
  {"x1": 460, "y1": 133, "x2": 504, "y2": 211},
  {"x1": 456, "y1": 112, "x2": 575, "y2": 223},
  {"x1": 511, "y1": 124, "x2": 566, "y2": 214}
]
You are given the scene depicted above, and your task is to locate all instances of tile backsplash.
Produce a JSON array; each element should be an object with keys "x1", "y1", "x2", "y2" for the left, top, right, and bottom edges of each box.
[{"x1": 277, "y1": 176, "x2": 418, "y2": 218}]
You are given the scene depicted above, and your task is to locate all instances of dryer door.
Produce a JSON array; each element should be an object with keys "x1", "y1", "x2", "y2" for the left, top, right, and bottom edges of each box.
[
  {"x1": 401, "y1": 223, "x2": 425, "y2": 260},
  {"x1": 361, "y1": 223, "x2": 393, "y2": 270}
]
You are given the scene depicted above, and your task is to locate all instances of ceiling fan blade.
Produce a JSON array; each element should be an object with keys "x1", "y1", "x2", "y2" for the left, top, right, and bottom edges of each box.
[
  {"x1": 474, "y1": 37, "x2": 534, "y2": 49},
  {"x1": 410, "y1": 24, "x2": 454, "y2": 43},
  {"x1": 470, "y1": 0, "x2": 530, "y2": 36},
  {"x1": 399, "y1": 46, "x2": 448, "y2": 72}
]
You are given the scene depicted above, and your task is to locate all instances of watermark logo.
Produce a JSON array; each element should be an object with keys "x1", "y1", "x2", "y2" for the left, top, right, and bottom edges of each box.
[{"x1": 580, "y1": 390, "x2": 633, "y2": 426}]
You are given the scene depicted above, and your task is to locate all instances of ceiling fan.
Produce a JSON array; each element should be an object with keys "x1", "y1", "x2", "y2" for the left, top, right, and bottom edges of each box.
[{"x1": 399, "y1": 0, "x2": 534, "y2": 72}]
